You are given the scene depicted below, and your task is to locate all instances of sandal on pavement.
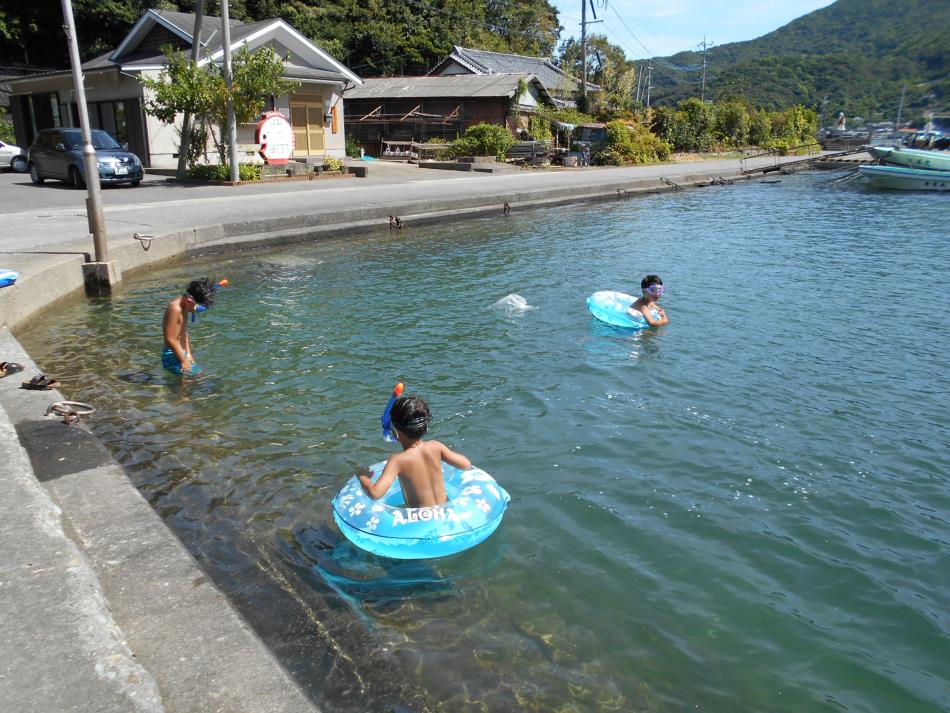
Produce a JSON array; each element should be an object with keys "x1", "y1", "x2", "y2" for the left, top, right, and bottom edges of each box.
[
  {"x1": 21, "y1": 374, "x2": 61, "y2": 391},
  {"x1": 0, "y1": 361, "x2": 25, "y2": 378}
]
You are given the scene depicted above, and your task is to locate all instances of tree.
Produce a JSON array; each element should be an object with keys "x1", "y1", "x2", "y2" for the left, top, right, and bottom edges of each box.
[
  {"x1": 558, "y1": 34, "x2": 637, "y2": 116},
  {"x1": 676, "y1": 98, "x2": 716, "y2": 152},
  {"x1": 140, "y1": 44, "x2": 299, "y2": 166},
  {"x1": 748, "y1": 109, "x2": 772, "y2": 146},
  {"x1": 714, "y1": 101, "x2": 750, "y2": 147}
]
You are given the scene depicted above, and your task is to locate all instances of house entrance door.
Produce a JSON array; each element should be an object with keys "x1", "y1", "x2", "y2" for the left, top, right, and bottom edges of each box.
[{"x1": 290, "y1": 94, "x2": 326, "y2": 157}]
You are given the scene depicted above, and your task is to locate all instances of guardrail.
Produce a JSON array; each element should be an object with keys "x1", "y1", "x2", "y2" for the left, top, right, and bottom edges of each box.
[{"x1": 739, "y1": 142, "x2": 823, "y2": 173}]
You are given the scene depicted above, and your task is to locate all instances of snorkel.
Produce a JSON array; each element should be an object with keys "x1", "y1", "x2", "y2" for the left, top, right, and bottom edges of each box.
[
  {"x1": 381, "y1": 382, "x2": 405, "y2": 442},
  {"x1": 190, "y1": 279, "x2": 229, "y2": 322}
]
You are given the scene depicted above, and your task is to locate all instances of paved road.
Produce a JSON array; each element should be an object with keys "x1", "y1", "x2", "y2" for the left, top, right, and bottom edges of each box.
[{"x1": 0, "y1": 155, "x2": 792, "y2": 256}]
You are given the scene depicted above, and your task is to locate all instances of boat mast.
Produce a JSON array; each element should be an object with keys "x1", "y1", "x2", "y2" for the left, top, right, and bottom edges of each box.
[{"x1": 894, "y1": 85, "x2": 906, "y2": 145}]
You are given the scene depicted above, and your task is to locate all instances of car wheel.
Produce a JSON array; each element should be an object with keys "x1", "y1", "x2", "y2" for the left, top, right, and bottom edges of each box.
[
  {"x1": 11, "y1": 156, "x2": 27, "y2": 173},
  {"x1": 29, "y1": 162, "x2": 44, "y2": 185},
  {"x1": 69, "y1": 166, "x2": 85, "y2": 189},
  {"x1": 130, "y1": 179, "x2": 141, "y2": 187}
]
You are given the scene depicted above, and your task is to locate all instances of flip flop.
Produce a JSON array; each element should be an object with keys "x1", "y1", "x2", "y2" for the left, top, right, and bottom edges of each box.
[
  {"x1": 20, "y1": 374, "x2": 61, "y2": 391},
  {"x1": 0, "y1": 361, "x2": 25, "y2": 378}
]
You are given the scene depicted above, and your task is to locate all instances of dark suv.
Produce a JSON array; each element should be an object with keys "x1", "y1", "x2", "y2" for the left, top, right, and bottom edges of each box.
[{"x1": 28, "y1": 128, "x2": 143, "y2": 188}]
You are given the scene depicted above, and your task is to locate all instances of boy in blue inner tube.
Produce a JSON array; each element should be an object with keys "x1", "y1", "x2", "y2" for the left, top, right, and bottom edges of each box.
[
  {"x1": 629, "y1": 274, "x2": 669, "y2": 327},
  {"x1": 162, "y1": 278, "x2": 215, "y2": 376},
  {"x1": 358, "y1": 395, "x2": 471, "y2": 508}
]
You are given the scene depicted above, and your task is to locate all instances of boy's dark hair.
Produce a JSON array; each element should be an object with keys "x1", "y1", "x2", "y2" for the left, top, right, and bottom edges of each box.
[
  {"x1": 390, "y1": 395, "x2": 432, "y2": 440},
  {"x1": 186, "y1": 278, "x2": 216, "y2": 307},
  {"x1": 640, "y1": 274, "x2": 663, "y2": 290}
]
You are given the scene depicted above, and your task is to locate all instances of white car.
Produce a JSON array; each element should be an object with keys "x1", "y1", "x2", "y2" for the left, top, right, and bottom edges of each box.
[{"x1": 0, "y1": 139, "x2": 27, "y2": 172}]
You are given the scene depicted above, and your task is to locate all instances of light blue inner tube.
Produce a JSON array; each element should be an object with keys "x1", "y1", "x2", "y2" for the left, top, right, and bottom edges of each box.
[
  {"x1": 332, "y1": 462, "x2": 510, "y2": 559},
  {"x1": 0, "y1": 269, "x2": 19, "y2": 289},
  {"x1": 587, "y1": 290, "x2": 658, "y2": 329}
]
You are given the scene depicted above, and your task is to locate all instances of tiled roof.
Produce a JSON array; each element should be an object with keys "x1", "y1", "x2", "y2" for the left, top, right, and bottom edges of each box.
[
  {"x1": 344, "y1": 74, "x2": 550, "y2": 102},
  {"x1": 81, "y1": 12, "x2": 352, "y2": 83},
  {"x1": 152, "y1": 9, "x2": 241, "y2": 45},
  {"x1": 432, "y1": 46, "x2": 598, "y2": 93}
]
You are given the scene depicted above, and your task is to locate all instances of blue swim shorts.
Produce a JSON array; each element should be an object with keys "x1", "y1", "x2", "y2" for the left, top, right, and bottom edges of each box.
[{"x1": 162, "y1": 348, "x2": 200, "y2": 376}]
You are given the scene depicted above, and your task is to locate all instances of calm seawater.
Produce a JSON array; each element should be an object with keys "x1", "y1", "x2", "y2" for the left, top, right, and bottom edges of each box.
[{"x1": 19, "y1": 173, "x2": 950, "y2": 713}]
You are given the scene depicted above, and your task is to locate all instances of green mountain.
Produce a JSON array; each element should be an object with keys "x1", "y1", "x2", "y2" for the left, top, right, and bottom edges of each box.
[{"x1": 648, "y1": 0, "x2": 948, "y2": 124}]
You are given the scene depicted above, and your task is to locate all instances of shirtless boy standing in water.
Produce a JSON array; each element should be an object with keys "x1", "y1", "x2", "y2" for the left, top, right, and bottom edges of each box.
[
  {"x1": 162, "y1": 279, "x2": 215, "y2": 375},
  {"x1": 359, "y1": 395, "x2": 471, "y2": 508},
  {"x1": 630, "y1": 274, "x2": 669, "y2": 327}
]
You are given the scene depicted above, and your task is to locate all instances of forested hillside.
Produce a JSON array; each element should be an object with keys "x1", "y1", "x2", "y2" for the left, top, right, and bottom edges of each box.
[
  {"x1": 0, "y1": 0, "x2": 560, "y2": 76},
  {"x1": 650, "y1": 0, "x2": 948, "y2": 122}
]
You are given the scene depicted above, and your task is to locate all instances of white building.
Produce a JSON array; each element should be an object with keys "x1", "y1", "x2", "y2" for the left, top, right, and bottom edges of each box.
[{"x1": 6, "y1": 9, "x2": 361, "y2": 168}]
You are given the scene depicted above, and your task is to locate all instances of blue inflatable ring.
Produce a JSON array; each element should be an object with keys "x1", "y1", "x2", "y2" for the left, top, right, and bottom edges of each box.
[
  {"x1": 332, "y1": 462, "x2": 510, "y2": 559},
  {"x1": 587, "y1": 290, "x2": 658, "y2": 329},
  {"x1": 0, "y1": 269, "x2": 19, "y2": 289}
]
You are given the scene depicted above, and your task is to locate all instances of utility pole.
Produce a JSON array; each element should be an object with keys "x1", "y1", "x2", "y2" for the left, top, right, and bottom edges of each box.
[
  {"x1": 698, "y1": 36, "x2": 714, "y2": 102},
  {"x1": 61, "y1": 0, "x2": 119, "y2": 294},
  {"x1": 645, "y1": 60, "x2": 652, "y2": 109},
  {"x1": 580, "y1": 0, "x2": 587, "y2": 112},
  {"x1": 176, "y1": 0, "x2": 205, "y2": 179},
  {"x1": 220, "y1": 0, "x2": 239, "y2": 183},
  {"x1": 579, "y1": 0, "x2": 603, "y2": 113}
]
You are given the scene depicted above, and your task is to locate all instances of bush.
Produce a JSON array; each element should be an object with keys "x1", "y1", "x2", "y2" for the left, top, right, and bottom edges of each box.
[
  {"x1": 423, "y1": 136, "x2": 454, "y2": 160},
  {"x1": 323, "y1": 156, "x2": 344, "y2": 172},
  {"x1": 450, "y1": 123, "x2": 514, "y2": 160},
  {"x1": 593, "y1": 120, "x2": 670, "y2": 165},
  {"x1": 0, "y1": 110, "x2": 16, "y2": 144},
  {"x1": 762, "y1": 137, "x2": 814, "y2": 155},
  {"x1": 344, "y1": 134, "x2": 362, "y2": 158},
  {"x1": 186, "y1": 163, "x2": 261, "y2": 181}
]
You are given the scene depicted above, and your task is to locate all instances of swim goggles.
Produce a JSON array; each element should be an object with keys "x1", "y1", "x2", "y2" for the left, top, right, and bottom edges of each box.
[
  {"x1": 391, "y1": 415, "x2": 431, "y2": 435},
  {"x1": 184, "y1": 294, "x2": 210, "y2": 312},
  {"x1": 643, "y1": 284, "x2": 665, "y2": 297}
]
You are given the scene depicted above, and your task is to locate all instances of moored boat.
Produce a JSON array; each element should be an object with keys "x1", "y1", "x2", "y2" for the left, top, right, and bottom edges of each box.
[
  {"x1": 858, "y1": 164, "x2": 950, "y2": 191},
  {"x1": 868, "y1": 145, "x2": 950, "y2": 172}
]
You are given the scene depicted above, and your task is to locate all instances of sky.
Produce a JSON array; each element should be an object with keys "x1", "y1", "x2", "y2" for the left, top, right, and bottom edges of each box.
[{"x1": 549, "y1": 0, "x2": 837, "y2": 58}]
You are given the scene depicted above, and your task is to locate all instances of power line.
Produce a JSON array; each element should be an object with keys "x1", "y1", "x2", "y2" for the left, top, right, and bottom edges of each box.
[{"x1": 604, "y1": 3, "x2": 701, "y2": 71}]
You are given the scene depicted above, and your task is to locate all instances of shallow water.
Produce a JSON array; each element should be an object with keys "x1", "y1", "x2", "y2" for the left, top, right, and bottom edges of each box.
[{"x1": 19, "y1": 173, "x2": 950, "y2": 712}]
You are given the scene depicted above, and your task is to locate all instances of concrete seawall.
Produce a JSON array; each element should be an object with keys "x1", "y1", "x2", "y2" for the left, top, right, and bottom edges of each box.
[{"x1": 0, "y1": 157, "x2": 799, "y2": 711}]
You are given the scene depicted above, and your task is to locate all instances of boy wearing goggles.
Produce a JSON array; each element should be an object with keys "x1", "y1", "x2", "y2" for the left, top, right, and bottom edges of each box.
[
  {"x1": 162, "y1": 278, "x2": 215, "y2": 375},
  {"x1": 629, "y1": 274, "x2": 669, "y2": 327}
]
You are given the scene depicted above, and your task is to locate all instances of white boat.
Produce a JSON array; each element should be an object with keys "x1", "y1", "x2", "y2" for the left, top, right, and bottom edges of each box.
[
  {"x1": 868, "y1": 146, "x2": 950, "y2": 172},
  {"x1": 858, "y1": 164, "x2": 950, "y2": 191}
]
